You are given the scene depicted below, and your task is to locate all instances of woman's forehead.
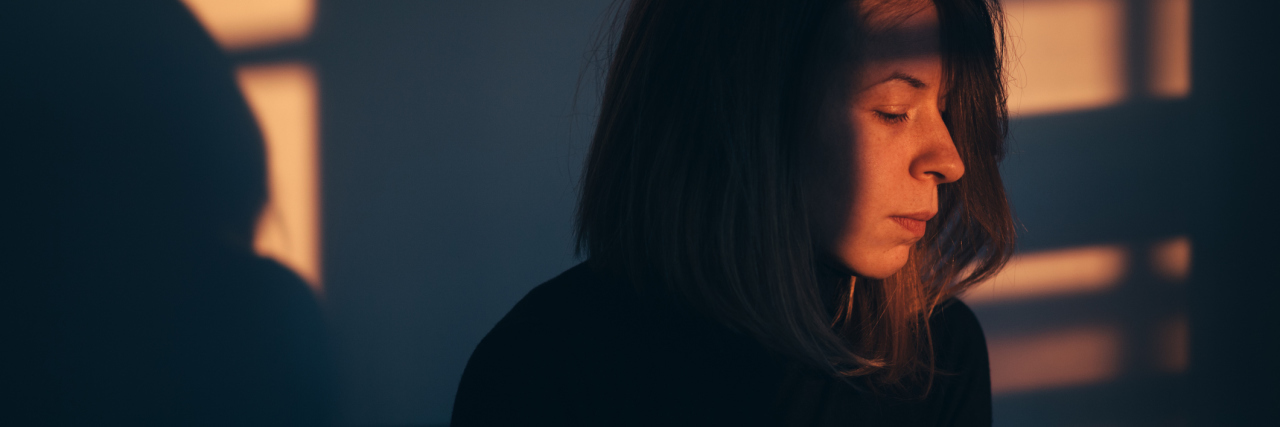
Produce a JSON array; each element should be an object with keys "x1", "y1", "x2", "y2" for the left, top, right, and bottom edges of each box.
[{"x1": 861, "y1": 2, "x2": 940, "y2": 62}]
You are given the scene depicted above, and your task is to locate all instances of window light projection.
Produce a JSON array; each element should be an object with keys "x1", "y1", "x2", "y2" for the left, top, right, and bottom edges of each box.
[
  {"x1": 1156, "y1": 314, "x2": 1190, "y2": 374},
  {"x1": 987, "y1": 325, "x2": 1123, "y2": 394},
  {"x1": 236, "y1": 63, "x2": 322, "y2": 292},
  {"x1": 1003, "y1": 0, "x2": 1127, "y2": 117},
  {"x1": 1148, "y1": 0, "x2": 1192, "y2": 98},
  {"x1": 181, "y1": 0, "x2": 315, "y2": 52},
  {"x1": 1150, "y1": 236, "x2": 1192, "y2": 283},
  {"x1": 963, "y1": 244, "x2": 1129, "y2": 305}
]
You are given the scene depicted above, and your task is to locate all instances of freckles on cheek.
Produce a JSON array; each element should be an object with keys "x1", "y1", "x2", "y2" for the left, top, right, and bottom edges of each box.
[
  {"x1": 843, "y1": 127, "x2": 919, "y2": 249},
  {"x1": 848, "y1": 131, "x2": 892, "y2": 209},
  {"x1": 853, "y1": 118, "x2": 918, "y2": 197}
]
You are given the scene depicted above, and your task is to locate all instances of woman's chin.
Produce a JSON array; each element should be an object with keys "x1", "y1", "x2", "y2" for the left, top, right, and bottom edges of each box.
[
  {"x1": 851, "y1": 265, "x2": 904, "y2": 280},
  {"x1": 840, "y1": 250, "x2": 910, "y2": 279}
]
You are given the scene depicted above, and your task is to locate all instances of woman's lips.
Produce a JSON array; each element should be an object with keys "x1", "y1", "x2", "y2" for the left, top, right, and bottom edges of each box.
[
  {"x1": 892, "y1": 216, "x2": 927, "y2": 237},
  {"x1": 891, "y1": 211, "x2": 934, "y2": 238}
]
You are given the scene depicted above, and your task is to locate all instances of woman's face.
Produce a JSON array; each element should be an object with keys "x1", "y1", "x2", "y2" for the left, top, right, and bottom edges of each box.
[{"x1": 806, "y1": 3, "x2": 964, "y2": 279}]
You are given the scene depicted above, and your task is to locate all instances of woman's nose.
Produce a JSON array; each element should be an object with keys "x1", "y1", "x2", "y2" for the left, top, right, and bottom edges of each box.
[{"x1": 909, "y1": 112, "x2": 965, "y2": 184}]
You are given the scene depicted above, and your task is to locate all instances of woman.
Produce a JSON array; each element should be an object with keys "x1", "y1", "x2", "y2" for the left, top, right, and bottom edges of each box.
[{"x1": 453, "y1": 0, "x2": 1012, "y2": 425}]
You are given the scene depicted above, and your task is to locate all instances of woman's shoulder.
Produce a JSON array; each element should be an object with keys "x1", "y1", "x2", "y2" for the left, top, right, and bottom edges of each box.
[
  {"x1": 921, "y1": 297, "x2": 993, "y2": 425},
  {"x1": 931, "y1": 298, "x2": 983, "y2": 340},
  {"x1": 493, "y1": 261, "x2": 632, "y2": 333},
  {"x1": 452, "y1": 261, "x2": 633, "y2": 424},
  {"x1": 472, "y1": 261, "x2": 631, "y2": 354},
  {"x1": 929, "y1": 297, "x2": 987, "y2": 370}
]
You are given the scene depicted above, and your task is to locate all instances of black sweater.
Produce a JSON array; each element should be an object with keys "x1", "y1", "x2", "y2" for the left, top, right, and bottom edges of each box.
[{"x1": 452, "y1": 262, "x2": 992, "y2": 426}]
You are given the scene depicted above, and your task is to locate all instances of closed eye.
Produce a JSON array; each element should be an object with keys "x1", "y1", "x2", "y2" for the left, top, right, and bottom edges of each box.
[{"x1": 874, "y1": 110, "x2": 909, "y2": 124}]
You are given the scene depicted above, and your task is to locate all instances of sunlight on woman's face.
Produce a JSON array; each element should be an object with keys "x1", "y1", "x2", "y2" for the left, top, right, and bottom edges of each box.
[{"x1": 807, "y1": 3, "x2": 964, "y2": 278}]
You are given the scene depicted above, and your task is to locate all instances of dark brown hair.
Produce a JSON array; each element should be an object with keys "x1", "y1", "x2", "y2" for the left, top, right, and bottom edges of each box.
[{"x1": 576, "y1": 0, "x2": 1013, "y2": 389}]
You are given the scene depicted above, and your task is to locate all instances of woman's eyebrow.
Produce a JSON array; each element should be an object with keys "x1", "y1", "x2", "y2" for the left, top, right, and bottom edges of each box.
[{"x1": 875, "y1": 71, "x2": 928, "y2": 89}]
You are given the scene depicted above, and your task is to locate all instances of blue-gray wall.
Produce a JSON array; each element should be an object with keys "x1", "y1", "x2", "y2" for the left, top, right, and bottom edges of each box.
[{"x1": 307, "y1": 1, "x2": 610, "y2": 424}]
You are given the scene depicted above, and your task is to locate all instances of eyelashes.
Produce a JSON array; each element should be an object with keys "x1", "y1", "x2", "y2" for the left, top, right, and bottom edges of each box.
[
  {"x1": 872, "y1": 108, "x2": 950, "y2": 125},
  {"x1": 874, "y1": 110, "x2": 909, "y2": 124}
]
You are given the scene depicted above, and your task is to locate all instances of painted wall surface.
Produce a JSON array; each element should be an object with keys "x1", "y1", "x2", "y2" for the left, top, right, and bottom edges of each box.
[{"x1": 307, "y1": 2, "x2": 611, "y2": 424}]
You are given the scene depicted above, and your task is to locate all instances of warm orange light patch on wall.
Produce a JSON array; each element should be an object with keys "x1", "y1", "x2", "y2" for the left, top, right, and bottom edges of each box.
[
  {"x1": 1148, "y1": 0, "x2": 1192, "y2": 98},
  {"x1": 181, "y1": 0, "x2": 315, "y2": 52},
  {"x1": 1156, "y1": 314, "x2": 1190, "y2": 373},
  {"x1": 987, "y1": 326, "x2": 1123, "y2": 394},
  {"x1": 1150, "y1": 236, "x2": 1191, "y2": 282},
  {"x1": 237, "y1": 63, "x2": 322, "y2": 292},
  {"x1": 1003, "y1": 0, "x2": 1127, "y2": 117},
  {"x1": 964, "y1": 245, "x2": 1128, "y2": 305}
]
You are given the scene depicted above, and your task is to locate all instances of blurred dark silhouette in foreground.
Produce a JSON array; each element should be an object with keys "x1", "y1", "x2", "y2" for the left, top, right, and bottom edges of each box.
[{"x1": 2, "y1": 1, "x2": 334, "y2": 425}]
